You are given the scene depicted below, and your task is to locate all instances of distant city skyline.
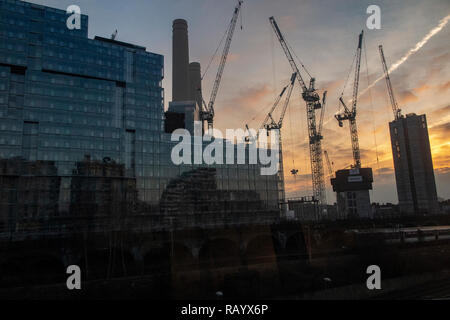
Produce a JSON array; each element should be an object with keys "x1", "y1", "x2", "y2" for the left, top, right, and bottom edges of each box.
[{"x1": 26, "y1": 0, "x2": 450, "y2": 204}]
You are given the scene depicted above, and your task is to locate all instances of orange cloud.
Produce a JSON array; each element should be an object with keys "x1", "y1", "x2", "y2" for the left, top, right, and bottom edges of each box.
[
  {"x1": 215, "y1": 83, "x2": 272, "y2": 130},
  {"x1": 440, "y1": 81, "x2": 450, "y2": 91},
  {"x1": 397, "y1": 90, "x2": 419, "y2": 104},
  {"x1": 413, "y1": 84, "x2": 431, "y2": 94},
  {"x1": 431, "y1": 105, "x2": 450, "y2": 117}
]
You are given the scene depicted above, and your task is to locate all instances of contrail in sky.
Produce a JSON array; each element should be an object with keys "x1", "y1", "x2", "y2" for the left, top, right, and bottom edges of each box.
[
  {"x1": 288, "y1": 13, "x2": 450, "y2": 178},
  {"x1": 359, "y1": 13, "x2": 450, "y2": 98},
  {"x1": 326, "y1": 13, "x2": 450, "y2": 123}
]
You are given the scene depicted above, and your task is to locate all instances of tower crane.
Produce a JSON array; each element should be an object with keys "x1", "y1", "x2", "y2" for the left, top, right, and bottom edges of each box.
[
  {"x1": 379, "y1": 45, "x2": 402, "y2": 120},
  {"x1": 200, "y1": 0, "x2": 243, "y2": 132},
  {"x1": 335, "y1": 31, "x2": 363, "y2": 168},
  {"x1": 269, "y1": 16, "x2": 327, "y2": 205},
  {"x1": 245, "y1": 73, "x2": 297, "y2": 207}
]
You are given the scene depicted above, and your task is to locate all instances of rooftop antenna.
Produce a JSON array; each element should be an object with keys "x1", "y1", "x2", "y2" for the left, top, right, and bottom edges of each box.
[{"x1": 111, "y1": 29, "x2": 118, "y2": 40}]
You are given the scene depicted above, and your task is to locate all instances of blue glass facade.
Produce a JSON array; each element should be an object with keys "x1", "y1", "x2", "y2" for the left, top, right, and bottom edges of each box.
[{"x1": 0, "y1": 0, "x2": 279, "y2": 223}]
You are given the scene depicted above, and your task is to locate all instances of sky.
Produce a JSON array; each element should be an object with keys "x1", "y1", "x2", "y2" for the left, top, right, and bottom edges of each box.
[{"x1": 27, "y1": 0, "x2": 450, "y2": 204}]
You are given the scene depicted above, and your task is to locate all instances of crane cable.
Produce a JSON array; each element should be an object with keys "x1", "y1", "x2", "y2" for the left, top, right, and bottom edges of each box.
[
  {"x1": 201, "y1": 20, "x2": 231, "y2": 81},
  {"x1": 339, "y1": 49, "x2": 357, "y2": 111},
  {"x1": 287, "y1": 99, "x2": 297, "y2": 180},
  {"x1": 285, "y1": 38, "x2": 313, "y2": 79},
  {"x1": 271, "y1": 26, "x2": 277, "y2": 99},
  {"x1": 363, "y1": 36, "x2": 380, "y2": 169},
  {"x1": 202, "y1": 1, "x2": 244, "y2": 81},
  {"x1": 240, "y1": 2, "x2": 243, "y2": 30}
]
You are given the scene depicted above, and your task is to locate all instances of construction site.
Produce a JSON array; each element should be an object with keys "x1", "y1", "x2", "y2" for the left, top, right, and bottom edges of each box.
[{"x1": 163, "y1": 4, "x2": 443, "y2": 221}]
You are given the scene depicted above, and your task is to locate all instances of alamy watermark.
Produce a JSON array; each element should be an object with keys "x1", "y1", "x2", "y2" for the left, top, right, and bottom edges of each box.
[
  {"x1": 170, "y1": 121, "x2": 279, "y2": 175},
  {"x1": 66, "y1": 265, "x2": 81, "y2": 290},
  {"x1": 366, "y1": 5, "x2": 381, "y2": 30},
  {"x1": 366, "y1": 265, "x2": 382, "y2": 290},
  {"x1": 66, "y1": 5, "x2": 81, "y2": 30}
]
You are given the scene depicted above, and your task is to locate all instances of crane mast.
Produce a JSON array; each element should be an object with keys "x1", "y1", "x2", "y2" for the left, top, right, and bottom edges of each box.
[
  {"x1": 269, "y1": 16, "x2": 326, "y2": 205},
  {"x1": 201, "y1": 0, "x2": 243, "y2": 131},
  {"x1": 379, "y1": 45, "x2": 402, "y2": 120},
  {"x1": 335, "y1": 31, "x2": 363, "y2": 168},
  {"x1": 267, "y1": 73, "x2": 296, "y2": 206}
]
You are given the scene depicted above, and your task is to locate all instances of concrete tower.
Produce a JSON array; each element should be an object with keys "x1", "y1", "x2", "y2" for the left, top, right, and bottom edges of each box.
[
  {"x1": 189, "y1": 62, "x2": 202, "y2": 110},
  {"x1": 389, "y1": 113, "x2": 439, "y2": 215},
  {"x1": 172, "y1": 19, "x2": 190, "y2": 101}
]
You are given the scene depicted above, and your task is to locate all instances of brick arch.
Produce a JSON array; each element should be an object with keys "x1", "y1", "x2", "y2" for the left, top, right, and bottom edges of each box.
[{"x1": 199, "y1": 238, "x2": 241, "y2": 269}]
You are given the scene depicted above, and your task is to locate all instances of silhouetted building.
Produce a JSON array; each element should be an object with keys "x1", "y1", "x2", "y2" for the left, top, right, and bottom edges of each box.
[
  {"x1": 331, "y1": 168, "x2": 373, "y2": 219},
  {"x1": 70, "y1": 155, "x2": 138, "y2": 218},
  {"x1": 0, "y1": 157, "x2": 60, "y2": 231},
  {"x1": 0, "y1": 0, "x2": 280, "y2": 222},
  {"x1": 389, "y1": 113, "x2": 439, "y2": 215},
  {"x1": 287, "y1": 197, "x2": 319, "y2": 221},
  {"x1": 160, "y1": 167, "x2": 269, "y2": 216},
  {"x1": 164, "y1": 111, "x2": 185, "y2": 134}
]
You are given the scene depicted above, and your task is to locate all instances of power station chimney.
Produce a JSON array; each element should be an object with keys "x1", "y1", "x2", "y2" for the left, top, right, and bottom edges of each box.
[
  {"x1": 189, "y1": 62, "x2": 202, "y2": 110},
  {"x1": 172, "y1": 19, "x2": 190, "y2": 101}
]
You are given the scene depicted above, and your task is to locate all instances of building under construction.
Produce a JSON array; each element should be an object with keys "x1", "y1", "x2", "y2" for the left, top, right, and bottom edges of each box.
[
  {"x1": 331, "y1": 168, "x2": 373, "y2": 219},
  {"x1": 331, "y1": 31, "x2": 373, "y2": 219},
  {"x1": 0, "y1": 0, "x2": 280, "y2": 232},
  {"x1": 389, "y1": 113, "x2": 439, "y2": 215},
  {"x1": 379, "y1": 45, "x2": 439, "y2": 216}
]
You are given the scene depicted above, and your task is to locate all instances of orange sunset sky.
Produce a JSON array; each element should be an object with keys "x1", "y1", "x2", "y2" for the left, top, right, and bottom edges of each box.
[{"x1": 29, "y1": 0, "x2": 450, "y2": 203}]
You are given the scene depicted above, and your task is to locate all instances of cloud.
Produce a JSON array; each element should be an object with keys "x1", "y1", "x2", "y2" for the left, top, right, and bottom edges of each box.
[
  {"x1": 397, "y1": 90, "x2": 419, "y2": 104},
  {"x1": 431, "y1": 52, "x2": 450, "y2": 65},
  {"x1": 436, "y1": 167, "x2": 450, "y2": 175},
  {"x1": 413, "y1": 84, "x2": 431, "y2": 94},
  {"x1": 215, "y1": 83, "x2": 272, "y2": 129},
  {"x1": 430, "y1": 121, "x2": 450, "y2": 137},
  {"x1": 278, "y1": 15, "x2": 296, "y2": 31},
  {"x1": 431, "y1": 105, "x2": 450, "y2": 117},
  {"x1": 440, "y1": 81, "x2": 450, "y2": 91},
  {"x1": 359, "y1": 13, "x2": 450, "y2": 99},
  {"x1": 234, "y1": 84, "x2": 272, "y2": 107}
]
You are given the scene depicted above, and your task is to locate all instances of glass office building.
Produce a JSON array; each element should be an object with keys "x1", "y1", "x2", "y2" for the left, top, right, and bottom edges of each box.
[{"x1": 0, "y1": 0, "x2": 279, "y2": 228}]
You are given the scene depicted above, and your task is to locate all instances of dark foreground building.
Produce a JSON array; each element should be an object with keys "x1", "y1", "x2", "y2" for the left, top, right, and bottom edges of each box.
[
  {"x1": 0, "y1": 0, "x2": 280, "y2": 294},
  {"x1": 389, "y1": 113, "x2": 439, "y2": 215},
  {"x1": 0, "y1": 0, "x2": 279, "y2": 231}
]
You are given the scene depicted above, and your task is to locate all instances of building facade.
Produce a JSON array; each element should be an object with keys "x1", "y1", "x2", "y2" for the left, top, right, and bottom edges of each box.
[
  {"x1": 389, "y1": 113, "x2": 439, "y2": 215},
  {"x1": 0, "y1": 0, "x2": 279, "y2": 231},
  {"x1": 331, "y1": 168, "x2": 374, "y2": 219}
]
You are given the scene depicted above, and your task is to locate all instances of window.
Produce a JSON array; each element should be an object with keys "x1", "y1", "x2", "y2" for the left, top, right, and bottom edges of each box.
[{"x1": 23, "y1": 121, "x2": 39, "y2": 160}]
